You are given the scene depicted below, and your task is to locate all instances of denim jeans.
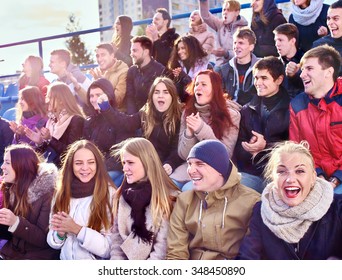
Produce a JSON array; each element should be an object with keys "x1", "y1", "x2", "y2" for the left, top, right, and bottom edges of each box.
[{"x1": 240, "y1": 172, "x2": 265, "y2": 194}]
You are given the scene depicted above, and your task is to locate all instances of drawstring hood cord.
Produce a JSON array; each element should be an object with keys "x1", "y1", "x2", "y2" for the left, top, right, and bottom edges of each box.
[{"x1": 198, "y1": 194, "x2": 228, "y2": 228}]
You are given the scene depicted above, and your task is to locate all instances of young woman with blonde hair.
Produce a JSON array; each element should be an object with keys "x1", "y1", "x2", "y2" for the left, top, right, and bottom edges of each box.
[
  {"x1": 24, "y1": 82, "x2": 85, "y2": 167},
  {"x1": 237, "y1": 141, "x2": 342, "y2": 260},
  {"x1": 47, "y1": 140, "x2": 116, "y2": 259},
  {"x1": 110, "y1": 137, "x2": 179, "y2": 260}
]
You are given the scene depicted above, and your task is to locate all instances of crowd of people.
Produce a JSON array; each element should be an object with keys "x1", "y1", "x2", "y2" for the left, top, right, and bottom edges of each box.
[{"x1": 0, "y1": 0, "x2": 342, "y2": 260}]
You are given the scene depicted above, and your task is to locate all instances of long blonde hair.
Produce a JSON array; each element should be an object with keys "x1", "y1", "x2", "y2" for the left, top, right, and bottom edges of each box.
[
  {"x1": 112, "y1": 138, "x2": 178, "y2": 227},
  {"x1": 141, "y1": 77, "x2": 182, "y2": 139},
  {"x1": 53, "y1": 140, "x2": 116, "y2": 231}
]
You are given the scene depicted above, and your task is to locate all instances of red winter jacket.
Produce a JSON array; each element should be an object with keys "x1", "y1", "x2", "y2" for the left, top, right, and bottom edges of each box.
[{"x1": 289, "y1": 79, "x2": 342, "y2": 182}]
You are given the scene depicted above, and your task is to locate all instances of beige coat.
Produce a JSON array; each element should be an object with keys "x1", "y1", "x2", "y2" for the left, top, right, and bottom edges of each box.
[
  {"x1": 167, "y1": 164, "x2": 260, "y2": 260},
  {"x1": 102, "y1": 60, "x2": 129, "y2": 111},
  {"x1": 110, "y1": 196, "x2": 169, "y2": 260}
]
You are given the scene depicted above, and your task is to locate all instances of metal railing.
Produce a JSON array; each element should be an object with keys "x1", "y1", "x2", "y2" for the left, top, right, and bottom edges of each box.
[{"x1": 0, "y1": 0, "x2": 290, "y2": 80}]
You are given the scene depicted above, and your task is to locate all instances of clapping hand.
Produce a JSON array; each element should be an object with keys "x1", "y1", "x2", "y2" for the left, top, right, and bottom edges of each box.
[
  {"x1": 185, "y1": 112, "x2": 203, "y2": 137},
  {"x1": 9, "y1": 121, "x2": 25, "y2": 135},
  {"x1": 0, "y1": 208, "x2": 17, "y2": 227},
  {"x1": 24, "y1": 126, "x2": 44, "y2": 145},
  {"x1": 50, "y1": 211, "x2": 82, "y2": 236},
  {"x1": 241, "y1": 130, "x2": 266, "y2": 156},
  {"x1": 145, "y1": 24, "x2": 158, "y2": 41}
]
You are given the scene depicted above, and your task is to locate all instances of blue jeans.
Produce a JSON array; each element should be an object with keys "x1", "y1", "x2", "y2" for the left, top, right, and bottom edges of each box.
[
  {"x1": 334, "y1": 183, "x2": 342, "y2": 194},
  {"x1": 108, "y1": 171, "x2": 124, "y2": 188},
  {"x1": 172, "y1": 179, "x2": 185, "y2": 190},
  {"x1": 240, "y1": 172, "x2": 265, "y2": 194},
  {"x1": 181, "y1": 180, "x2": 193, "y2": 191}
]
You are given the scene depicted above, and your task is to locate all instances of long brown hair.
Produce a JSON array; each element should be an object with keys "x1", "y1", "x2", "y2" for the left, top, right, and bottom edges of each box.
[
  {"x1": 1, "y1": 144, "x2": 41, "y2": 217},
  {"x1": 251, "y1": 0, "x2": 269, "y2": 28},
  {"x1": 141, "y1": 77, "x2": 182, "y2": 138},
  {"x1": 53, "y1": 140, "x2": 115, "y2": 231},
  {"x1": 112, "y1": 15, "x2": 133, "y2": 50},
  {"x1": 184, "y1": 70, "x2": 236, "y2": 139},
  {"x1": 16, "y1": 86, "x2": 47, "y2": 122}
]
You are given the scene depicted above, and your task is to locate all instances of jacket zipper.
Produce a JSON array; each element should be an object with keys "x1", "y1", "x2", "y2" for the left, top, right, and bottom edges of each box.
[{"x1": 330, "y1": 121, "x2": 342, "y2": 126}]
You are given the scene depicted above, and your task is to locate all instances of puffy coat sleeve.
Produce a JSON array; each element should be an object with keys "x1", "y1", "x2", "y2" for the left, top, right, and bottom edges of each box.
[{"x1": 13, "y1": 191, "x2": 53, "y2": 248}]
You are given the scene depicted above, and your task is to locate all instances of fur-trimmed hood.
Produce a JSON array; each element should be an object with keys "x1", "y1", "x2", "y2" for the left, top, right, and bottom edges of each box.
[{"x1": 26, "y1": 162, "x2": 58, "y2": 204}]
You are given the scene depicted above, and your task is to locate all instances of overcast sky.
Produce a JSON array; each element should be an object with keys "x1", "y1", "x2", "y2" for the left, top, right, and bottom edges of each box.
[{"x1": 0, "y1": 0, "x2": 100, "y2": 75}]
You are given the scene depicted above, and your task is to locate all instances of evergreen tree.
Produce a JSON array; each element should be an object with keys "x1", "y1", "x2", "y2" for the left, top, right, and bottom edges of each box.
[{"x1": 65, "y1": 14, "x2": 94, "y2": 65}]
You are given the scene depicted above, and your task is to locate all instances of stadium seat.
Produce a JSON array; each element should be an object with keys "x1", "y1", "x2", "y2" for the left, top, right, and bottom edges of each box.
[
  {"x1": 2, "y1": 107, "x2": 17, "y2": 121},
  {"x1": 0, "y1": 83, "x2": 4, "y2": 97},
  {"x1": 5, "y1": 82, "x2": 18, "y2": 97},
  {"x1": 0, "y1": 96, "x2": 13, "y2": 116}
]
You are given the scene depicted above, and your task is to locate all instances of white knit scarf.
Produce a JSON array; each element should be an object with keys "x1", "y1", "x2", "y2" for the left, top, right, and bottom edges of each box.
[
  {"x1": 291, "y1": 0, "x2": 324, "y2": 26},
  {"x1": 261, "y1": 177, "x2": 333, "y2": 243}
]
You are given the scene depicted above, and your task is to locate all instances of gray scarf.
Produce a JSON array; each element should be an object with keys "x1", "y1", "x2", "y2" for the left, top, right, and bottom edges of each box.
[
  {"x1": 261, "y1": 177, "x2": 333, "y2": 243},
  {"x1": 291, "y1": 0, "x2": 324, "y2": 26}
]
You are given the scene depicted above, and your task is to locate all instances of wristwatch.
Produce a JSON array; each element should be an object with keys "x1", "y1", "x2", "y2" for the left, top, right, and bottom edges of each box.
[{"x1": 329, "y1": 177, "x2": 341, "y2": 186}]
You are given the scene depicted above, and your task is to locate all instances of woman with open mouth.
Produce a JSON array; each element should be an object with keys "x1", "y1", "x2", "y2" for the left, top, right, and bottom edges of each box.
[
  {"x1": 237, "y1": 140, "x2": 342, "y2": 260},
  {"x1": 97, "y1": 77, "x2": 184, "y2": 187},
  {"x1": 174, "y1": 69, "x2": 240, "y2": 190}
]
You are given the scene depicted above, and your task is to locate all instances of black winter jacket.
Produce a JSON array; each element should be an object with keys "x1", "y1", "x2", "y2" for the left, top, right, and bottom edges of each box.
[
  {"x1": 125, "y1": 59, "x2": 165, "y2": 114},
  {"x1": 235, "y1": 87, "x2": 290, "y2": 176}
]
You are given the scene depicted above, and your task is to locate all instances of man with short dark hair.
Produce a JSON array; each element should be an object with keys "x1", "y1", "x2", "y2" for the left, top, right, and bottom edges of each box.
[
  {"x1": 145, "y1": 8, "x2": 179, "y2": 67},
  {"x1": 313, "y1": 0, "x2": 342, "y2": 55},
  {"x1": 125, "y1": 36, "x2": 165, "y2": 114},
  {"x1": 274, "y1": 23, "x2": 304, "y2": 98},
  {"x1": 289, "y1": 44, "x2": 342, "y2": 193},
  {"x1": 215, "y1": 27, "x2": 259, "y2": 106},
  {"x1": 235, "y1": 56, "x2": 290, "y2": 193},
  {"x1": 89, "y1": 43, "x2": 128, "y2": 111}
]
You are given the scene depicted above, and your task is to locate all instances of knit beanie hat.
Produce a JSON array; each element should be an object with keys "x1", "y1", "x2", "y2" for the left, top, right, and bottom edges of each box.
[{"x1": 187, "y1": 140, "x2": 232, "y2": 183}]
